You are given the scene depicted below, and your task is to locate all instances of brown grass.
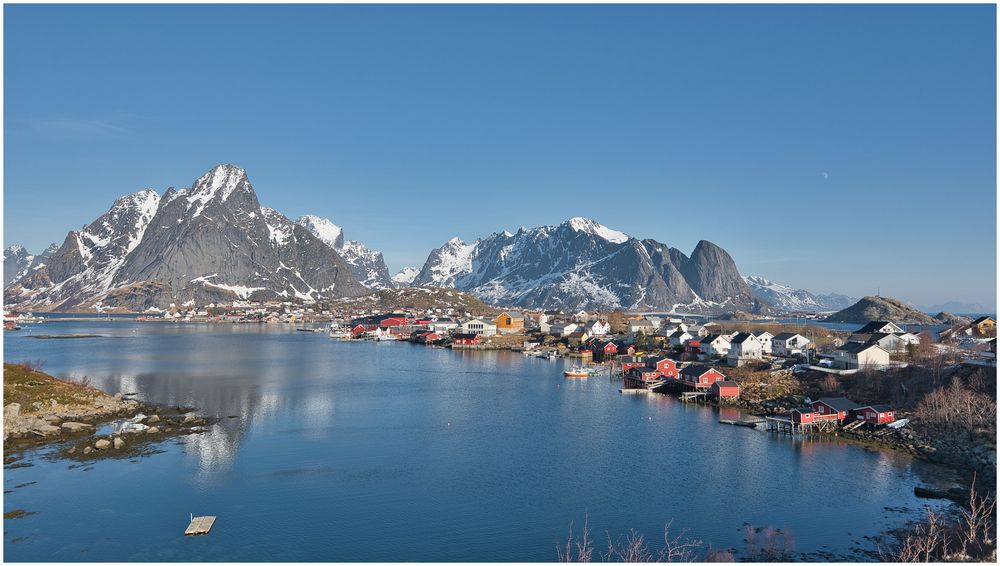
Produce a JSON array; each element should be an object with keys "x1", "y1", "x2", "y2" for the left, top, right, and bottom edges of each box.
[{"x1": 3, "y1": 362, "x2": 111, "y2": 411}]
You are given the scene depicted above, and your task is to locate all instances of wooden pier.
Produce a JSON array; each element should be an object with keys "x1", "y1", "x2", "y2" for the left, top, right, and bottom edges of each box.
[
  {"x1": 680, "y1": 391, "x2": 708, "y2": 403},
  {"x1": 185, "y1": 515, "x2": 217, "y2": 536},
  {"x1": 764, "y1": 416, "x2": 836, "y2": 435}
]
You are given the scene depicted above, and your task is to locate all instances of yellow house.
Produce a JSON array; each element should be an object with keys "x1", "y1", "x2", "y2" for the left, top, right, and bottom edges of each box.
[
  {"x1": 972, "y1": 316, "x2": 996, "y2": 336},
  {"x1": 494, "y1": 311, "x2": 526, "y2": 334}
]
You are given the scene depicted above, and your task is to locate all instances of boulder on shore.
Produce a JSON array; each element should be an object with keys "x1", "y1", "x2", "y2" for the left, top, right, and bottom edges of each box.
[
  {"x1": 94, "y1": 439, "x2": 111, "y2": 450},
  {"x1": 61, "y1": 421, "x2": 94, "y2": 433}
]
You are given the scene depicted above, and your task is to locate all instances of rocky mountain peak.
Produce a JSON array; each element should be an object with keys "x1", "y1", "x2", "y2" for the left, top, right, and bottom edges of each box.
[
  {"x1": 181, "y1": 163, "x2": 255, "y2": 217},
  {"x1": 563, "y1": 217, "x2": 629, "y2": 244},
  {"x1": 296, "y1": 215, "x2": 344, "y2": 250}
]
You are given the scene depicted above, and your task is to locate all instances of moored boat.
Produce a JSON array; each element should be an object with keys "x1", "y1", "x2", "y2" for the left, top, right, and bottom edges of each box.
[{"x1": 563, "y1": 366, "x2": 595, "y2": 378}]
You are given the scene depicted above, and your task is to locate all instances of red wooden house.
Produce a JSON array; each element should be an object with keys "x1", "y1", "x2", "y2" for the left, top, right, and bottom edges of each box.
[
  {"x1": 811, "y1": 398, "x2": 859, "y2": 422},
  {"x1": 591, "y1": 340, "x2": 619, "y2": 361},
  {"x1": 710, "y1": 380, "x2": 740, "y2": 399},
  {"x1": 679, "y1": 364, "x2": 726, "y2": 389},
  {"x1": 352, "y1": 323, "x2": 377, "y2": 337},
  {"x1": 618, "y1": 355, "x2": 646, "y2": 373},
  {"x1": 851, "y1": 404, "x2": 896, "y2": 425},
  {"x1": 452, "y1": 333, "x2": 481, "y2": 345},
  {"x1": 624, "y1": 367, "x2": 662, "y2": 389},
  {"x1": 379, "y1": 316, "x2": 409, "y2": 328},
  {"x1": 646, "y1": 356, "x2": 678, "y2": 379}
]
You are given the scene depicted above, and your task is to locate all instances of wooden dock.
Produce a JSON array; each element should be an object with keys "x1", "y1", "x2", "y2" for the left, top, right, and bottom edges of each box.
[{"x1": 185, "y1": 515, "x2": 216, "y2": 536}]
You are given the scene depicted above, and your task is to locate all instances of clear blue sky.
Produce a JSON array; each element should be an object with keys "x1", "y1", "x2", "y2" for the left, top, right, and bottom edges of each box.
[{"x1": 4, "y1": 4, "x2": 996, "y2": 309}]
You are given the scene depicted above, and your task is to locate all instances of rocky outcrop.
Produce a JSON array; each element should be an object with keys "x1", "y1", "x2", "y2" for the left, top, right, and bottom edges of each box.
[{"x1": 825, "y1": 296, "x2": 940, "y2": 324}]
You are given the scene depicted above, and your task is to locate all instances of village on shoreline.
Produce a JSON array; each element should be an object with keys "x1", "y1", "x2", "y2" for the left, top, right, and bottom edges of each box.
[{"x1": 5, "y1": 295, "x2": 997, "y2": 490}]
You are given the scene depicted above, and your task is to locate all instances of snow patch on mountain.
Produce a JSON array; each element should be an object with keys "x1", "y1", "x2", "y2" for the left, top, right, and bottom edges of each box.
[
  {"x1": 391, "y1": 266, "x2": 420, "y2": 287},
  {"x1": 744, "y1": 275, "x2": 856, "y2": 312},
  {"x1": 566, "y1": 217, "x2": 628, "y2": 244},
  {"x1": 294, "y1": 215, "x2": 392, "y2": 289}
]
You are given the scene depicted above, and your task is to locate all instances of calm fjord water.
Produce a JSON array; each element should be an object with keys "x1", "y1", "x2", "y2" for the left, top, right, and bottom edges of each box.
[{"x1": 3, "y1": 321, "x2": 951, "y2": 561}]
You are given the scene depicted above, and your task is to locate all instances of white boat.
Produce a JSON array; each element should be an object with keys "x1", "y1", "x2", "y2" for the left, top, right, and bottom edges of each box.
[{"x1": 563, "y1": 366, "x2": 596, "y2": 378}]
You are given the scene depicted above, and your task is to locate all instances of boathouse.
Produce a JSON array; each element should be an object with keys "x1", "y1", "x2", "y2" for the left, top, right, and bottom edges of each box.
[
  {"x1": 710, "y1": 380, "x2": 740, "y2": 399},
  {"x1": 618, "y1": 354, "x2": 646, "y2": 373},
  {"x1": 679, "y1": 364, "x2": 727, "y2": 389},
  {"x1": 645, "y1": 356, "x2": 678, "y2": 379},
  {"x1": 811, "y1": 397, "x2": 860, "y2": 422},
  {"x1": 452, "y1": 333, "x2": 481, "y2": 345},
  {"x1": 851, "y1": 404, "x2": 896, "y2": 425},
  {"x1": 624, "y1": 367, "x2": 662, "y2": 389}
]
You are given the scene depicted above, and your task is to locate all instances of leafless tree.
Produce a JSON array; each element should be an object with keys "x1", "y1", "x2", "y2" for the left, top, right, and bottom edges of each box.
[{"x1": 557, "y1": 516, "x2": 594, "y2": 563}]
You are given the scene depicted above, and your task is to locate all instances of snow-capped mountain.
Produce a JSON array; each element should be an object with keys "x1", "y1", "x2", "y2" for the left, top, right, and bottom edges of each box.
[
  {"x1": 744, "y1": 275, "x2": 856, "y2": 313},
  {"x1": 391, "y1": 266, "x2": 420, "y2": 287},
  {"x1": 5, "y1": 164, "x2": 368, "y2": 311},
  {"x1": 4, "y1": 244, "x2": 57, "y2": 287},
  {"x1": 413, "y1": 217, "x2": 767, "y2": 313},
  {"x1": 295, "y1": 215, "x2": 393, "y2": 289}
]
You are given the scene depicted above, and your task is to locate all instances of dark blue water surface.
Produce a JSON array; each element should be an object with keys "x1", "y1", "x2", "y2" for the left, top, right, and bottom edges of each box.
[{"x1": 3, "y1": 321, "x2": 953, "y2": 561}]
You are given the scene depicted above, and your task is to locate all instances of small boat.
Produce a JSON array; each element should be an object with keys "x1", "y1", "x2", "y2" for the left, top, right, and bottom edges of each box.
[{"x1": 563, "y1": 366, "x2": 595, "y2": 378}]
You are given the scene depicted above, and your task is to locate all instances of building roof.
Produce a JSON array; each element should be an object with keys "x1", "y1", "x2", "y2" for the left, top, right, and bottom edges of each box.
[
  {"x1": 499, "y1": 311, "x2": 525, "y2": 320},
  {"x1": 730, "y1": 332, "x2": 757, "y2": 344},
  {"x1": 703, "y1": 333, "x2": 731, "y2": 344},
  {"x1": 856, "y1": 320, "x2": 900, "y2": 334},
  {"x1": 452, "y1": 333, "x2": 480, "y2": 340},
  {"x1": 973, "y1": 315, "x2": 996, "y2": 325},
  {"x1": 713, "y1": 380, "x2": 739, "y2": 388},
  {"x1": 862, "y1": 404, "x2": 894, "y2": 413},
  {"x1": 680, "y1": 364, "x2": 721, "y2": 377},
  {"x1": 772, "y1": 332, "x2": 803, "y2": 341},
  {"x1": 815, "y1": 397, "x2": 860, "y2": 411},
  {"x1": 836, "y1": 342, "x2": 883, "y2": 354}
]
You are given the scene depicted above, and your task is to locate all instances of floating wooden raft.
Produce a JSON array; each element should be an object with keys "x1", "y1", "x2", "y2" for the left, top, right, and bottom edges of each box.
[{"x1": 185, "y1": 515, "x2": 217, "y2": 536}]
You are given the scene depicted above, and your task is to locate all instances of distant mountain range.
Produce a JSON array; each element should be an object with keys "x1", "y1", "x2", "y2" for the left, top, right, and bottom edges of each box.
[
  {"x1": 6, "y1": 163, "x2": 981, "y2": 315},
  {"x1": 410, "y1": 217, "x2": 767, "y2": 313},
  {"x1": 743, "y1": 275, "x2": 857, "y2": 313},
  {"x1": 4, "y1": 165, "x2": 369, "y2": 311}
]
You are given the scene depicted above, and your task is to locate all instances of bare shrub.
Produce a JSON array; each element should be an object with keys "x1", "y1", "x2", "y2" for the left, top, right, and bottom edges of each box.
[
  {"x1": 820, "y1": 375, "x2": 840, "y2": 394},
  {"x1": 603, "y1": 529, "x2": 652, "y2": 563},
  {"x1": 19, "y1": 359, "x2": 46, "y2": 372},
  {"x1": 914, "y1": 377, "x2": 997, "y2": 429},
  {"x1": 557, "y1": 516, "x2": 594, "y2": 563}
]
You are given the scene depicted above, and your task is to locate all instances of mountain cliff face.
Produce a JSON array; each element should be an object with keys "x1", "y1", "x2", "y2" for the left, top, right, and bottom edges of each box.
[
  {"x1": 744, "y1": 275, "x2": 857, "y2": 313},
  {"x1": 4, "y1": 244, "x2": 57, "y2": 287},
  {"x1": 4, "y1": 165, "x2": 368, "y2": 311},
  {"x1": 296, "y1": 215, "x2": 393, "y2": 289},
  {"x1": 413, "y1": 217, "x2": 767, "y2": 313}
]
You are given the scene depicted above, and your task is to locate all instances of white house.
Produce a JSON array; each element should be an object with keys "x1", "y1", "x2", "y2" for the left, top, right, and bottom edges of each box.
[
  {"x1": 855, "y1": 321, "x2": 905, "y2": 335},
  {"x1": 628, "y1": 319, "x2": 657, "y2": 336},
  {"x1": 572, "y1": 310, "x2": 590, "y2": 323},
  {"x1": 460, "y1": 318, "x2": 497, "y2": 337},
  {"x1": 549, "y1": 322, "x2": 579, "y2": 337},
  {"x1": 428, "y1": 319, "x2": 458, "y2": 333},
  {"x1": 770, "y1": 333, "x2": 812, "y2": 357},
  {"x1": 538, "y1": 313, "x2": 551, "y2": 334},
  {"x1": 752, "y1": 331, "x2": 774, "y2": 355},
  {"x1": 584, "y1": 319, "x2": 611, "y2": 336},
  {"x1": 701, "y1": 333, "x2": 732, "y2": 357},
  {"x1": 669, "y1": 330, "x2": 694, "y2": 347},
  {"x1": 832, "y1": 342, "x2": 891, "y2": 369},
  {"x1": 727, "y1": 332, "x2": 763, "y2": 366}
]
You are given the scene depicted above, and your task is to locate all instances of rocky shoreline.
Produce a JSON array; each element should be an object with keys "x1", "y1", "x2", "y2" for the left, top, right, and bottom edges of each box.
[{"x1": 3, "y1": 363, "x2": 212, "y2": 462}]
